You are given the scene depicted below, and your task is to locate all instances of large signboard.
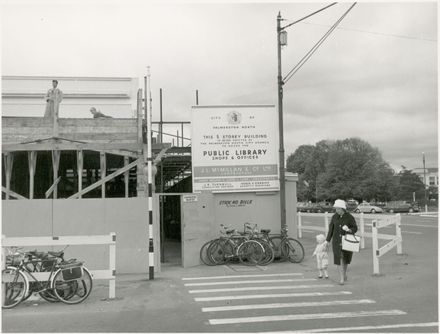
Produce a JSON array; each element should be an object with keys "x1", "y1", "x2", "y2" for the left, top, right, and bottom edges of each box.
[{"x1": 191, "y1": 105, "x2": 279, "y2": 192}]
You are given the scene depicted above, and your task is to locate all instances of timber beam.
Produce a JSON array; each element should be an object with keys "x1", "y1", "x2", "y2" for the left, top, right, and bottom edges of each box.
[
  {"x1": 2, "y1": 187, "x2": 27, "y2": 200},
  {"x1": 68, "y1": 159, "x2": 140, "y2": 199}
]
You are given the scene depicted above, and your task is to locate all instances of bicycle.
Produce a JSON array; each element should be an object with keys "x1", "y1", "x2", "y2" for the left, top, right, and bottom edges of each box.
[
  {"x1": 2, "y1": 247, "x2": 93, "y2": 308},
  {"x1": 243, "y1": 223, "x2": 275, "y2": 266},
  {"x1": 259, "y1": 226, "x2": 305, "y2": 263},
  {"x1": 204, "y1": 224, "x2": 265, "y2": 266}
]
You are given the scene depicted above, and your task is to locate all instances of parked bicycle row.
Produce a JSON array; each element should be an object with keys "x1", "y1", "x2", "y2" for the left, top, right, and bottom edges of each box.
[
  {"x1": 200, "y1": 222, "x2": 304, "y2": 266},
  {"x1": 2, "y1": 246, "x2": 93, "y2": 308}
]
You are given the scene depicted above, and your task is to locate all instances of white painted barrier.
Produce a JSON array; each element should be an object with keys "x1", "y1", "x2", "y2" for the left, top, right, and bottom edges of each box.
[
  {"x1": 372, "y1": 215, "x2": 402, "y2": 275},
  {"x1": 297, "y1": 212, "x2": 402, "y2": 275},
  {"x1": 297, "y1": 212, "x2": 366, "y2": 249},
  {"x1": 297, "y1": 212, "x2": 401, "y2": 252},
  {"x1": 1, "y1": 233, "x2": 116, "y2": 299}
]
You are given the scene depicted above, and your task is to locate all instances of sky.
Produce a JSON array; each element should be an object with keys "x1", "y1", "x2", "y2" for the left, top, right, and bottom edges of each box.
[{"x1": 1, "y1": 0, "x2": 438, "y2": 172}]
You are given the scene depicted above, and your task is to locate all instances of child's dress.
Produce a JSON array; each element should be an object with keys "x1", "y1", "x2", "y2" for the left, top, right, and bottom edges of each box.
[{"x1": 313, "y1": 242, "x2": 329, "y2": 270}]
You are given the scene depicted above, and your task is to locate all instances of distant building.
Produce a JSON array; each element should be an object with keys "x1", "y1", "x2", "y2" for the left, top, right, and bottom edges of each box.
[{"x1": 413, "y1": 167, "x2": 438, "y2": 188}]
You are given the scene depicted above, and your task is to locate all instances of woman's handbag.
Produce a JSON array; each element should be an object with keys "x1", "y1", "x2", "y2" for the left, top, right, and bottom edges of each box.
[{"x1": 342, "y1": 234, "x2": 360, "y2": 252}]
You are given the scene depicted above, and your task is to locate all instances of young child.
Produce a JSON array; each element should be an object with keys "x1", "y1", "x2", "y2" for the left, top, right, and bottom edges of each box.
[{"x1": 312, "y1": 234, "x2": 329, "y2": 279}]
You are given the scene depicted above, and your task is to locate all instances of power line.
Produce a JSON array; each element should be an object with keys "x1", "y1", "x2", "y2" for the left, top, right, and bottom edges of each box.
[
  {"x1": 283, "y1": 3, "x2": 357, "y2": 84},
  {"x1": 281, "y1": 2, "x2": 338, "y2": 30},
  {"x1": 301, "y1": 21, "x2": 437, "y2": 42}
]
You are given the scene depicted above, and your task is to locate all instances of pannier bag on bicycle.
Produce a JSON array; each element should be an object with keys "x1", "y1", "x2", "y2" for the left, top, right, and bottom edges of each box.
[{"x1": 59, "y1": 262, "x2": 84, "y2": 281}]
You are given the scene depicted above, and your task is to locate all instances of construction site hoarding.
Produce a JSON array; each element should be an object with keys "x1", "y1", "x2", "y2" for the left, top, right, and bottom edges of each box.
[{"x1": 191, "y1": 105, "x2": 279, "y2": 192}]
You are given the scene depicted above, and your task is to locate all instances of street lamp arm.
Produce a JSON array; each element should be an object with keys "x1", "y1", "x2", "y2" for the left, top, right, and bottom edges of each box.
[{"x1": 280, "y1": 2, "x2": 338, "y2": 31}]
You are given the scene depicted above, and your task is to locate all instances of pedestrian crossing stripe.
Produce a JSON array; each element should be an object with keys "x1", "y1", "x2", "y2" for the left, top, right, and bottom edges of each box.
[
  {"x1": 189, "y1": 282, "x2": 330, "y2": 293},
  {"x1": 209, "y1": 309, "x2": 406, "y2": 325},
  {"x1": 195, "y1": 291, "x2": 352, "y2": 302},
  {"x1": 190, "y1": 284, "x2": 333, "y2": 294},
  {"x1": 202, "y1": 299, "x2": 376, "y2": 312},
  {"x1": 263, "y1": 321, "x2": 439, "y2": 333},
  {"x1": 182, "y1": 273, "x2": 303, "y2": 280},
  {"x1": 185, "y1": 279, "x2": 309, "y2": 286}
]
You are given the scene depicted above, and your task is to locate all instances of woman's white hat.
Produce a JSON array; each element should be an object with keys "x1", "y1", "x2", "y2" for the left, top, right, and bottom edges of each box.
[{"x1": 333, "y1": 199, "x2": 347, "y2": 210}]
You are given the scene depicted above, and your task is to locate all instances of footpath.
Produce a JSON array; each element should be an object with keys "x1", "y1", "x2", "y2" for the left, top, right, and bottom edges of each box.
[{"x1": 2, "y1": 223, "x2": 438, "y2": 333}]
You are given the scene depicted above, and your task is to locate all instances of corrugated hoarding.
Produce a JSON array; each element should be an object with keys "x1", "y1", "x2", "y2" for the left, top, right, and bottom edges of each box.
[{"x1": 191, "y1": 105, "x2": 279, "y2": 192}]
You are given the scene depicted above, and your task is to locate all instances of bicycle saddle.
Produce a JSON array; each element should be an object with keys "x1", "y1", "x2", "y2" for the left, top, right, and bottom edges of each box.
[
  {"x1": 260, "y1": 229, "x2": 271, "y2": 234},
  {"x1": 48, "y1": 251, "x2": 64, "y2": 257}
]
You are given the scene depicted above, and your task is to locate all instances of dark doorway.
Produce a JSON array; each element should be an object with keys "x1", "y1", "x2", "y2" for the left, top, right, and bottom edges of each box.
[{"x1": 160, "y1": 195, "x2": 181, "y2": 265}]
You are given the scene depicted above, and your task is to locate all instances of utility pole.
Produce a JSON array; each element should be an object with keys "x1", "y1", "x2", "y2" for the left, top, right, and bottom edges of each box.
[
  {"x1": 423, "y1": 152, "x2": 428, "y2": 212},
  {"x1": 277, "y1": 12, "x2": 287, "y2": 230}
]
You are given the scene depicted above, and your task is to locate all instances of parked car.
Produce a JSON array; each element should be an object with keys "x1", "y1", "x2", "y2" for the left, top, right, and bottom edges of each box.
[
  {"x1": 297, "y1": 202, "x2": 312, "y2": 212},
  {"x1": 297, "y1": 202, "x2": 323, "y2": 213},
  {"x1": 354, "y1": 202, "x2": 383, "y2": 214},
  {"x1": 384, "y1": 201, "x2": 420, "y2": 213},
  {"x1": 346, "y1": 199, "x2": 359, "y2": 212},
  {"x1": 317, "y1": 202, "x2": 335, "y2": 213}
]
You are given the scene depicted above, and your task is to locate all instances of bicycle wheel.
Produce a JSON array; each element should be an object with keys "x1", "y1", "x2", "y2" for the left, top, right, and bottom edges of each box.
[
  {"x1": 254, "y1": 239, "x2": 274, "y2": 266},
  {"x1": 52, "y1": 267, "x2": 93, "y2": 304},
  {"x1": 269, "y1": 236, "x2": 285, "y2": 261},
  {"x1": 200, "y1": 240, "x2": 216, "y2": 266},
  {"x1": 39, "y1": 290, "x2": 60, "y2": 302},
  {"x1": 282, "y1": 238, "x2": 305, "y2": 263},
  {"x1": 207, "y1": 239, "x2": 228, "y2": 265},
  {"x1": 2, "y1": 267, "x2": 29, "y2": 309},
  {"x1": 237, "y1": 240, "x2": 264, "y2": 266}
]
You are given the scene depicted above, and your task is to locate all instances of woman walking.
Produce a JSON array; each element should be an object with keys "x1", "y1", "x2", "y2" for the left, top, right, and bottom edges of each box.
[{"x1": 324, "y1": 199, "x2": 358, "y2": 285}]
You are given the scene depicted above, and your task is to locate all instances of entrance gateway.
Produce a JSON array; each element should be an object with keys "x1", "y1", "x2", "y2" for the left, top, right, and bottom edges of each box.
[{"x1": 154, "y1": 105, "x2": 299, "y2": 268}]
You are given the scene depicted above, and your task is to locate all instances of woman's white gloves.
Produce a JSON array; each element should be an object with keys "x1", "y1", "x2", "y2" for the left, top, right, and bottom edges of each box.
[{"x1": 342, "y1": 225, "x2": 350, "y2": 232}]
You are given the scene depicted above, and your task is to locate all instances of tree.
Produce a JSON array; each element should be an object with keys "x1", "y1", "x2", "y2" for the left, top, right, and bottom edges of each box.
[
  {"x1": 397, "y1": 170, "x2": 425, "y2": 201},
  {"x1": 287, "y1": 137, "x2": 395, "y2": 202}
]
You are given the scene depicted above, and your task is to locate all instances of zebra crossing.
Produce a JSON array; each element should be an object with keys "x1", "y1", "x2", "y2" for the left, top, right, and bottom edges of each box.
[{"x1": 181, "y1": 271, "x2": 435, "y2": 332}]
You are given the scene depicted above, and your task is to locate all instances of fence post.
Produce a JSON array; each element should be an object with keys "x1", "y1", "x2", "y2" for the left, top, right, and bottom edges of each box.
[
  {"x1": 372, "y1": 220, "x2": 379, "y2": 275},
  {"x1": 360, "y1": 212, "x2": 365, "y2": 249},
  {"x1": 1, "y1": 235, "x2": 5, "y2": 271},
  {"x1": 396, "y1": 214, "x2": 402, "y2": 254},
  {"x1": 109, "y1": 232, "x2": 116, "y2": 299},
  {"x1": 297, "y1": 212, "x2": 302, "y2": 239},
  {"x1": 324, "y1": 212, "x2": 329, "y2": 235}
]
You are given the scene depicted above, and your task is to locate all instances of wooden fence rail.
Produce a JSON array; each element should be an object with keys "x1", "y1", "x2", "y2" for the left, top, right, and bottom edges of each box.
[{"x1": 2, "y1": 232, "x2": 116, "y2": 299}]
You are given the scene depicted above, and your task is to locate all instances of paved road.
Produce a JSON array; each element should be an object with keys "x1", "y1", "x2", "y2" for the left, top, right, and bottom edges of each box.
[{"x1": 2, "y1": 214, "x2": 438, "y2": 333}]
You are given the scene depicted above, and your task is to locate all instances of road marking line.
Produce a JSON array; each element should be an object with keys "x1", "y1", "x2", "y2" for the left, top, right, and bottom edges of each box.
[
  {"x1": 185, "y1": 279, "x2": 301, "y2": 286},
  {"x1": 202, "y1": 299, "x2": 375, "y2": 312},
  {"x1": 182, "y1": 273, "x2": 303, "y2": 280},
  {"x1": 402, "y1": 231, "x2": 423, "y2": 234},
  {"x1": 209, "y1": 309, "x2": 406, "y2": 325},
  {"x1": 262, "y1": 321, "x2": 439, "y2": 333},
  {"x1": 195, "y1": 291, "x2": 352, "y2": 302},
  {"x1": 190, "y1": 284, "x2": 332, "y2": 293}
]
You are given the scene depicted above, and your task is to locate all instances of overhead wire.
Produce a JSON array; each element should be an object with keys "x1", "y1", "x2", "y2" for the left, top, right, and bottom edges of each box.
[
  {"x1": 301, "y1": 21, "x2": 437, "y2": 42},
  {"x1": 283, "y1": 3, "x2": 357, "y2": 84},
  {"x1": 281, "y1": 2, "x2": 338, "y2": 30}
]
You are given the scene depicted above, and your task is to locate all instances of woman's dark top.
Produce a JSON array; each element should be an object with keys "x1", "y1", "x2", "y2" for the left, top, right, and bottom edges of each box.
[{"x1": 326, "y1": 211, "x2": 358, "y2": 265}]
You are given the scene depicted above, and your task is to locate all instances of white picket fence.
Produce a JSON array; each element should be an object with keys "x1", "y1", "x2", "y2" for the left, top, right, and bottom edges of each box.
[
  {"x1": 2, "y1": 233, "x2": 116, "y2": 299},
  {"x1": 372, "y1": 216, "x2": 402, "y2": 275},
  {"x1": 297, "y1": 212, "x2": 402, "y2": 275}
]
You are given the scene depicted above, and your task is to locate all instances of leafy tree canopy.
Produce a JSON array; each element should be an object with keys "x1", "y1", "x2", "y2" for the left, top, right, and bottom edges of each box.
[{"x1": 287, "y1": 138, "x2": 395, "y2": 202}]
